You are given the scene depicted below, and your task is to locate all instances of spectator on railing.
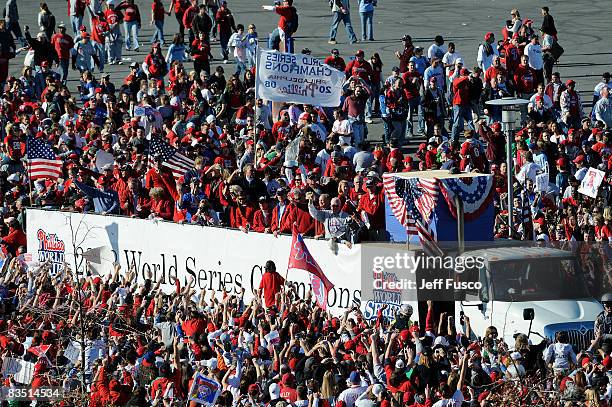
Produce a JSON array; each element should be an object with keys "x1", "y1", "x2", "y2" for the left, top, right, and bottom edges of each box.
[{"x1": 74, "y1": 176, "x2": 120, "y2": 215}]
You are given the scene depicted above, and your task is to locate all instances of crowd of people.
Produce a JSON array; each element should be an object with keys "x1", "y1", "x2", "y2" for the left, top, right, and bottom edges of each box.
[{"x1": 0, "y1": 0, "x2": 609, "y2": 405}]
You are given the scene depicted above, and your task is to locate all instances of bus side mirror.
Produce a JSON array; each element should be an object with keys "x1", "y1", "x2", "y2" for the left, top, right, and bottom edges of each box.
[{"x1": 523, "y1": 308, "x2": 535, "y2": 321}]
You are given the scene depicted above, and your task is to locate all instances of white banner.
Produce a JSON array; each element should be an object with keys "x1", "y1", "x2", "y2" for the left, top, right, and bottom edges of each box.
[
  {"x1": 255, "y1": 49, "x2": 345, "y2": 106},
  {"x1": 26, "y1": 210, "x2": 361, "y2": 313},
  {"x1": 578, "y1": 167, "x2": 605, "y2": 199}
]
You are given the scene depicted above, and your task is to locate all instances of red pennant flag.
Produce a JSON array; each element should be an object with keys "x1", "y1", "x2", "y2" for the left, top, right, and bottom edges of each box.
[
  {"x1": 287, "y1": 225, "x2": 334, "y2": 309},
  {"x1": 28, "y1": 344, "x2": 51, "y2": 357}
]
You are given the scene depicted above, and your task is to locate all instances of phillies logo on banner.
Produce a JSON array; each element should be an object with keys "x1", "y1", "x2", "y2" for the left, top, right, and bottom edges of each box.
[
  {"x1": 188, "y1": 373, "x2": 221, "y2": 406},
  {"x1": 288, "y1": 224, "x2": 334, "y2": 309},
  {"x1": 36, "y1": 229, "x2": 65, "y2": 275}
]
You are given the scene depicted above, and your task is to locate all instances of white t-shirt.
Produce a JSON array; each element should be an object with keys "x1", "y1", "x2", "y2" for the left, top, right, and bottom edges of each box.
[
  {"x1": 428, "y1": 43, "x2": 447, "y2": 61},
  {"x1": 525, "y1": 43, "x2": 544, "y2": 70},
  {"x1": 315, "y1": 149, "x2": 331, "y2": 172},
  {"x1": 337, "y1": 386, "x2": 367, "y2": 407},
  {"x1": 477, "y1": 44, "x2": 500, "y2": 71},
  {"x1": 529, "y1": 93, "x2": 553, "y2": 110},
  {"x1": 332, "y1": 119, "x2": 353, "y2": 135},
  {"x1": 442, "y1": 51, "x2": 462, "y2": 76},
  {"x1": 432, "y1": 390, "x2": 464, "y2": 407}
]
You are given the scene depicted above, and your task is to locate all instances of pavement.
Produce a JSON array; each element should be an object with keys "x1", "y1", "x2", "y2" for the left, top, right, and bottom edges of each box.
[{"x1": 8, "y1": 0, "x2": 611, "y2": 150}]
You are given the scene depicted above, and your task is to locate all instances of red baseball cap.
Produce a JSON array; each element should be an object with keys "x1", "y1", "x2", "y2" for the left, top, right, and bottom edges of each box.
[{"x1": 97, "y1": 176, "x2": 107, "y2": 185}]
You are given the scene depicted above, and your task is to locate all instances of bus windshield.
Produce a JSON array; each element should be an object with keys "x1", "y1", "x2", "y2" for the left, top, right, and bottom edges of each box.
[{"x1": 490, "y1": 258, "x2": 591, "y2": 302}]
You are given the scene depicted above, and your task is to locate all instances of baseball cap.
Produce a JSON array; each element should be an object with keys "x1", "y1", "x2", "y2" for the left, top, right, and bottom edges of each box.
[
  {"x1": 573, "y1": 155, "x2": 585, "y2": 164},
  {"x1": 355, "y1": 49, "x2": 365, "y2": 57},
  {"x1": 566, "y1": 79, "x2": 575, "y2": 86},
  {"x1": 484, "y1": 32, "x2": 494, "y2": 40},
  {"x1": 372, "y1": 384, "x2": 384, "y2": 397},
  {"x1": 400, "y1": 304, "x2": 413, "y2": 316},
  {"x1": 349, "y1": 371, "x2": 361, "y2": 384},
  {"x1": 391, "y1": 66, "x2": 400, "y2": 72},
  {"x1": 395, "y1": 359, "x2": 405, "y2": 369},
  {"x1": 130, "y1": 62, "x2": 139, "y2": 68},
  {"x1": 603, "y1": 72, "x2": 611, "y2": 79},
  {"x1": 299, "y1": 112, "x2": 310, "y2": 121},
  {"x1": 97, "y1": 176, "x2": 107, "y2": 185}
]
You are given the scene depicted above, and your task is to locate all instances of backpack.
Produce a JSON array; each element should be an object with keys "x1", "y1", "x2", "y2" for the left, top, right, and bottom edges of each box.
[{"x1": 286, "y1": 7, "x2": 298, "y2": 35}]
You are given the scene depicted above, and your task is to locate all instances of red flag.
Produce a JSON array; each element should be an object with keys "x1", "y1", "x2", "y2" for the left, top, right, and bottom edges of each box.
[{"x1": 287, "y1": 225, "x2": 334, "y2": 309}]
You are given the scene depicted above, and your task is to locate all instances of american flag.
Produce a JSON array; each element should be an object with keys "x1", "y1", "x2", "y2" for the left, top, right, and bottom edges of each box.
[
  {"x1": 383, "y1": 174, "x2": 440, "y2": 245},
  {"x1": 26, "y1": 136, "x2": 63, "y2": 180},
  {"x1": 149, "y1": 137, "x2": 195, "y2": 181}
]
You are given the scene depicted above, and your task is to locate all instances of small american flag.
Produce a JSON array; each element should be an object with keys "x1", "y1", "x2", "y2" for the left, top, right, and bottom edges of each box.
[
  {"x1": 149, "y1": 137, "x2": 195, "y2": 181},
  {"x1": 26, "y1": 136, "x2": 63, "y2": 180}
]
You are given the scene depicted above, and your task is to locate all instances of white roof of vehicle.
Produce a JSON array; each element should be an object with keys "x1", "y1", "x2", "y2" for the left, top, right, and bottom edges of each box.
[{"x1": 464, "y1": 246, "x2": 574, "y2": 262}]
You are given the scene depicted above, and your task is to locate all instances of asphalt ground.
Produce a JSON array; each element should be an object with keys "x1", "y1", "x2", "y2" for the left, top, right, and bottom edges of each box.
[{"x1": 7, "y1": 0, "x2": 611, "y2": 149}]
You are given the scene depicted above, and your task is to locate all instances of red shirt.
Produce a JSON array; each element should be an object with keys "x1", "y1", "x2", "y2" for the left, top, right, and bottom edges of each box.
[
  {"x1": 51, "y1": 33, "x2": 74, "y2": 60},
  {"x1": 152, "y1": 1, "x2": 166, "y2": 21},
  {"x1": 191, "y1": 39, "x2": 210, "y2": 62},
  {"x1": 324, "y1": 55, "x2": 346, "y2": 72},
  {"x1": 484, "y1": 65, "x2": 506, "y2": 84},
  {"x1": 504, "y1": 43, "x2": 521, "y2": 73},
  {"x1": 514, "y1": 64, "x2": 536, "y2": 94},
  {"x1": 345, "y1": 59, "x2": 373, "y2": 82},
  {"x1": 402, "y1": 70, "x2": 421, "y2": 99},
  {"x1": 280, "y1": 386, "x2": 298, "y2": 403},
  {"x1": 451, "y1": 76, "x2": 471, "y2": 106},
  {"x1": 259, "y1": 271, "x2": 285, "y2": 308}
]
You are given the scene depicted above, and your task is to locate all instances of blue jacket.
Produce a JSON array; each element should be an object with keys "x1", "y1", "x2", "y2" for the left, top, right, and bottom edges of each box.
[{"x1": 74, "y1": 180, "x2": 120, "y2": 214}]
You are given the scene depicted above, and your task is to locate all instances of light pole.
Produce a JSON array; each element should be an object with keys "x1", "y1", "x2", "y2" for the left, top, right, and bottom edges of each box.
[{"x1": 485, "y1": 97, "x2": 530, "y2": 238}]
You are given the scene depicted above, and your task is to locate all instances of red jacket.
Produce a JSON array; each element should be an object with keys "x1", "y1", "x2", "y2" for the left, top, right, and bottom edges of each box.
[
  {"x1": 2, "y1": 227, "x2": 26, "y2": 254},
  {"x1": 357, "y1": 190, "x2": 385, "y2": 230},
  {"x1": 275, "y1": 5, "x2": 296, "y2": 34},
  {"x1": 119, "y1": 189, "x2": 151, "y2": 217},
  {"x1": 270, "y1": 202, "x2": 292, "y2": 233},
  {"x1": 345, "y1": 59, "x2": 373, "y2": 82},
  {"x1": 252, "y1": 209, "x2": 271, "y2": 232},
  {"x1": 182, "y1": 5, "x2": 197, "y2": 28},
  {"x1": 116, "y1": 1, "x2": 141, "y2": 24},
  {"x1": 150, "y1": 197, "x2": 173, "y2": 220},
  {"x1": 233, "y1": 204, "x2": 256, "y2": 228},
  {"x1": 191, "y1": 39, "x2": 210, "y2": 62},
  {"x1": 288, "y1": 203, "x2": 314, "y2": 236}
]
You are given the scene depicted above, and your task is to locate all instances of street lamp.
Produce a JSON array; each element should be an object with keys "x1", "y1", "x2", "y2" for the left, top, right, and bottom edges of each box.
[{"x1": 485, "y1": 97, "x2": 530, "y2": 238}]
